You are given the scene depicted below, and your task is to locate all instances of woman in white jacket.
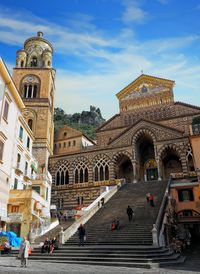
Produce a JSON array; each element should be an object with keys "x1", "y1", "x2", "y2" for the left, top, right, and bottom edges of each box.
[{"x1": 19, "y1": 237, "x2": 30, "y2": 268}]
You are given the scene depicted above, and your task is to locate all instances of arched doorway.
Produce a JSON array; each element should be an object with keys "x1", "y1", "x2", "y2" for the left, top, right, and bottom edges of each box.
[
  {"x1": 114, "y1": 154, "x2": 133, "y2": 183},
  {"x1": 161, "y1": 147, "x2": 182, "y2": 179},
  {"x1": 144, "y1": 159, "x2": 158, "y2": 181},
  {"x1": 135, "y1": 133, "x2": 157, "y2": 181}
]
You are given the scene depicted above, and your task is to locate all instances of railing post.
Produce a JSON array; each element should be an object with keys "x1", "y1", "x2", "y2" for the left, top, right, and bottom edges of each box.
[
  {"x1": 152, "y1": 224, "x2": 159, "y2": 246},
  {"x1": 59, "y1": 226, "x2": 65, "y2": 244}
]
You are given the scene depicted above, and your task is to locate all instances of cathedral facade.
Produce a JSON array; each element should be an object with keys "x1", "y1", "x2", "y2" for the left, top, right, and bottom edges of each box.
[{"x1": 49, "y1": 74, "x2": 200, "y2": 210}]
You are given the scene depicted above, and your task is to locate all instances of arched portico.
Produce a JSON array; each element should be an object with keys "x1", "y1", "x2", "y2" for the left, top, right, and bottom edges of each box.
[
  {"x1": 113, "y1": 152, "x2": 133, "y2": 183},
  {"x1": 160, "y1": 146, "x2": 183, "y2": 180},
  {"x1": 133, "y1": 130, "x2": 158, "y2": 182}
]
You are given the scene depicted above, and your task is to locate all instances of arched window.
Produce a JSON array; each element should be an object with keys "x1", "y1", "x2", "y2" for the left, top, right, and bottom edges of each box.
[
  {"x1": 56, "y1": 172, "x2": 60, "y2": 186},
  {"x1": 85, "y1": 169, "x2": 88, "y2": 182},
  {"x1": 31, "y1": 57, "x2": 37, "y2": 67},
  {"x1": 55, "y1": 162, "x2": 70, "y2": 186},
  {"x1": 75, "y1": 170, "x2": 79, "y2": 183},
  {"x1": 28, "y1": 119, "x2": 33, "y2": 130},
  {"x1": 22, "y1": 75, "x2": 40, "y2": 99},
  {"x1": 93, "y1": 154, "x2": 110, "y2": 181},
  {"x1": 21, "y1": 60, "x2": 24, "y2": 67},
  {"x1": 33, "y1": 85, "x2": 37, "y2": 98},
  {"x1": 100, "y1": 166, "x2": 104, "y2": 181},
  {"x1": 80, "y1": 169, "x2": 84, "y2": 183},
  {"x1": 65, "y1": 170, "x2": 69, "y2": 184},
  {"x1": 105, "y1": 165, "x2": 109, "y2": 180},
  {"x1": 73, "y1": 157, "x2": 89, "y2": 184}
]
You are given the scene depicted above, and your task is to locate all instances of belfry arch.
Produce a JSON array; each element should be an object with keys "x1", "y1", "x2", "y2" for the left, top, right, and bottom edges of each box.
[
  {"x1": 133, "y1": 129, "x2": 157, "y2": 182},
  {"x1": 113, "y1": 152, "x2": 133, "y2": 183}
]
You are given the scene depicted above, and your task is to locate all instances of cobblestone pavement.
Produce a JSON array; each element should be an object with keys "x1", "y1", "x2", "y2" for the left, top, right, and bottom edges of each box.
[{"x1": 0, "y1": 258, "x2": 200, "y2": 274}]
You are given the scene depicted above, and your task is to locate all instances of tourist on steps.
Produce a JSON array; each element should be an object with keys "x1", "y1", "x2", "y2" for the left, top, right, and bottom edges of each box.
[
  {"x1": 149, "y1": 194, "x2": 155, "y2": 207},
  {"x1": 41, "y1": 237, "x2": 51, "y2": 253},
  {"x1": 78, "y1": 224, "x2": 86, "y2": 246},
  {"x1": 126, "y1": 205, "x2": 134, "y2": 221},
  {"x1": 111, "y1": 220, "x2": 116, "y2": 230},
  {"x1": 50, "y1": 237, "x2": 59, "y2": 254},
  {"x1": 146, "y1": 193, "x2": 150, "y2": 203}
]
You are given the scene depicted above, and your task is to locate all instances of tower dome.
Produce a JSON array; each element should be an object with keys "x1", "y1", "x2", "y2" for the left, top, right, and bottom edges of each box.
[{"x1": 16, "y1": 32, "x2": 53, "y2": 68}]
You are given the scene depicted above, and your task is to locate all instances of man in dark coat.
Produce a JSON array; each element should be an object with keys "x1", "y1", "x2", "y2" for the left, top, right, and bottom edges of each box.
[
  {"x1": 78, "y1": 224, "x2": 86, "y2": 246},
  {"x1": 41, "y1": 237, "x2": 51, "y2": 253},
  {"x1": 126, "y1": 205, "x2": 134, "y2": 221}
]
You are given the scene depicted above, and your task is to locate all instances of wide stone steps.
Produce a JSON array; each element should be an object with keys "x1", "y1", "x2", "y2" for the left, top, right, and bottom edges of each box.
[
  {"x1": 29, "y1": 246, "x2": 185, "y2": 268},
  {"x1": 66, "y1": 181, "x2": 167, "y2": 245}
]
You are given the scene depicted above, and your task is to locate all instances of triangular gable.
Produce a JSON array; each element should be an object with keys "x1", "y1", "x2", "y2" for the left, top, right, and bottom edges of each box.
[
  {"x1": 108, "y1": 119, "x2": 184, "y2": 147},
  {"x1": 116, "y1": 74, "x2": 175, "y2": 100}
]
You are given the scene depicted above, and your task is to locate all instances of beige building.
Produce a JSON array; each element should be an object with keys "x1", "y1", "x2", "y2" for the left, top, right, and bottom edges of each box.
[
  {"x1": 190, "y1": 119, "x2": 200, "y2": 180},
  {"x1": 54, "y1": 125, "x2": 95, "y2": 155},
  {"x1": 49, "y1": 74, "x2": 200, "y2": 210}
]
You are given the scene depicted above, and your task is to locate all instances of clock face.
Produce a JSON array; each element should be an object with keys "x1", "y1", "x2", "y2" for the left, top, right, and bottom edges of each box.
[{"x1": 27, "y1": 76, "x2": 34, "y2": 82}]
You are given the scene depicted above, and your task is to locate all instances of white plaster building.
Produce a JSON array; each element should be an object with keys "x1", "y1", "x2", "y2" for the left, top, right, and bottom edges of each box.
[
  {"x1": 0, "y1": 58, "x2": 25, "y2": 231},
  {"x1": 0, "y1": 58, "x2": 52, "y2": 237}
]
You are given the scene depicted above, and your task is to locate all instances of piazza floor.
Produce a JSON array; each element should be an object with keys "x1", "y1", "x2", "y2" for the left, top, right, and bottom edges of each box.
[{"x1": 0, "y1": 257, "x2": 200, "y2": 274}]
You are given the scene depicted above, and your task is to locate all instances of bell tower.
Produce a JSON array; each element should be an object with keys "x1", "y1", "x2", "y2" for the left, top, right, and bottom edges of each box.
[{"x1": 12, "y1": 32, "x2": 55, "y2": 169}]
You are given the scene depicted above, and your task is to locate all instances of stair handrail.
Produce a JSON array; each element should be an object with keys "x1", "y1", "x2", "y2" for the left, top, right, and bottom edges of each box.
[
  {"x1": 60, "y1": 180, "x2": 125, "y2": 243},
  {"x1": 154, "y1": 177, "x2": 172, "y2": 244}
]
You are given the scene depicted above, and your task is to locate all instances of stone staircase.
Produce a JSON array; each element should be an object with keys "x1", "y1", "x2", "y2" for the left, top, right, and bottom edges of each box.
[
  {"x1": 29, "y1": 245, "x2": 185, "y2": 268},
  {"x1": 66, "y1": 180, "x2": 167, "y2": 245},
  {"x1": 29, "y1": 180, "x2": 185, "y2": 268}
]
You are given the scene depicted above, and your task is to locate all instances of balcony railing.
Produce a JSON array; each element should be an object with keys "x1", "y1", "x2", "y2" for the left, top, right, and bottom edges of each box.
[
  {"x1": 53, "y1": 178, "x2": 123, "y2": 190},
  {"x1": 31, "y1": 172, "x2": 52, "y2": 184},
  {"x1": 15, "y1": 162, "x2": 23, "y2": 173},
  {"x1": 24, "y1": 169, "x2": 31, "y2": 180}
]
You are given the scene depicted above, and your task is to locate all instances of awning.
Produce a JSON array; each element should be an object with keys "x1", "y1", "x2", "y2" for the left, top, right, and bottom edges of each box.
[{"x1": 31, "y1": 164, "x2": 38, "y2": 173}]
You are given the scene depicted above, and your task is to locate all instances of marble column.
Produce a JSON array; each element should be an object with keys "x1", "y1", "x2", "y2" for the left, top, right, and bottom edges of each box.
[
  {"x1": 156, "y1": 158, "x2": 162, "y2": 181},
  {"x1": 133, "y1": 160, "x2": 137, "y2": 183}
]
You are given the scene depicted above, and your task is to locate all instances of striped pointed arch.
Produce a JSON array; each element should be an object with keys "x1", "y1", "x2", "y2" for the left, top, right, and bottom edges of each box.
[
  {"x1": 72, "y1": 157, "x2": 89, "y2": 184},
  {"x1": 112, "y1": 151, "x2": 133, "y2": 164},
  {"x1": 112, "y1": 151, "x2": 133, "y2": 180},
  {"x1": 92, "y1": 154, "x2": 111, "y2": 182},
  {"x1": 54, "y1": 160, "x2": 70, "y2": 186},
  {"x1": 132, "y1": 128, "x2": 157, "y2": 146},
  {"x1": 132, "y1": 128, "x2": 157, "y2": 160},
  {"x1": 157, "y1": 144, "x2": 182, "y2": 160}
]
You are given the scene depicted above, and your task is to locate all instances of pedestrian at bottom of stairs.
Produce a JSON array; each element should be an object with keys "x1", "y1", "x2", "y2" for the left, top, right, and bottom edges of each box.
[
  {"x1": 126, "y1": 205, "x2": 134, "y2": 221},
  {"x1": 78, "y1": 224, "x2": 86, "y2": 246},
  {"x1": 19, "y1": 237, "x2": 30, "y2": 268}
]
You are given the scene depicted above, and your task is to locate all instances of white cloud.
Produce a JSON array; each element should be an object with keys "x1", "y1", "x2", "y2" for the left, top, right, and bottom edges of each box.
[
  {"x1": 121, "y1": 0, "x2": 147, "y2": 24},
  {"x1": 1, "y1": 5, "x2": 200, "y2": 119}
]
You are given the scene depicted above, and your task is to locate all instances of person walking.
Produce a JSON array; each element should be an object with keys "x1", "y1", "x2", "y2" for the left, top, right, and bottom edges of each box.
[
  {"x1": 146, "y1": 193, "x2": 150, "y2": 203},
  {"x1": 149, "y1": 194, "x2": 155, "y2": 207},
  {"x1": 126, "y1": 205, "x2": 134, "y2": 221},
  {"x1": 19, "y1": 237, "x2": 30, "y2": 268},
  {"x1": 78, "y1": 224, "x2": 86, "y2": 246}
]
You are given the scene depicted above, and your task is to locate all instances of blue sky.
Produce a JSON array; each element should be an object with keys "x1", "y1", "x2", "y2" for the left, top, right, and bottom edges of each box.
[{"x1": 0, "y1": 0, "x2": 200, "y2": 119}]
